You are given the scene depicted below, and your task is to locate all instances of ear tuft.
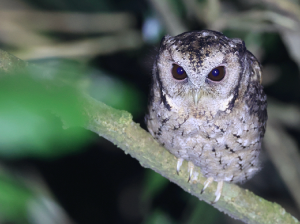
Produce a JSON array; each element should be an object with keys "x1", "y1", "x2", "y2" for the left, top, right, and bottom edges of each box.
[{"x1": 247, "y1": 52, "x2": 262, "y2": 84}]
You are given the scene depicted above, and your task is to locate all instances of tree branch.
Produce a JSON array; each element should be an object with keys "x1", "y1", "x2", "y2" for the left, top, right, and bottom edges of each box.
[{"x1": 2, "y1": 49, "x2": 299, "y2": 224}]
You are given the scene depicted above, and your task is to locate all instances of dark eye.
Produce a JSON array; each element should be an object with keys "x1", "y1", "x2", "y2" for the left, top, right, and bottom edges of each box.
[
  {"x1": 207, "y1": 66, "x2": 225, "y2": 81},
  {"x1": 171, "y1": 64, "x2": 187, "y2": 80}
]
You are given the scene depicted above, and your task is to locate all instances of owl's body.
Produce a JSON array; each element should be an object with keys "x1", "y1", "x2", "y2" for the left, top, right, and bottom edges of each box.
[{"x1": 146, "y1": 30, "x2": 267, "y2": 200}]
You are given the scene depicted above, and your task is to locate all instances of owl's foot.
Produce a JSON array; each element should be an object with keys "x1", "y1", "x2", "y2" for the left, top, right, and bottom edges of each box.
[
  {"x1": 176, "y1": 158, "x2": 184, "y2": 174},
  {"x1": 176, "y1": 159, "x2": 195, "y2": 182},
  {"x1": 187, "y1": 161, "x2": 194, "y2": 182},
  {"x1": 201, "y1": 177, "x2": 224, "y2": 203}
]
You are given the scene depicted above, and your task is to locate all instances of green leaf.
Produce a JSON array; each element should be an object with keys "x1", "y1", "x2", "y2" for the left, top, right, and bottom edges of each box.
[
  {"x1": 87, "y1": 69, "x2": 144, "y2": 116},
  {"x1": 0, "y1": 176, "x2": 33, "y2": 224},
  {"x1": 143, "y1": 209, "x2": 176, "y2": 224},
  {"x1": 141, "y1": 170, "x2": 169, "y2": 203},
  {"x1": 0, "y1": 68, "x2": 88, "y2": 158}
]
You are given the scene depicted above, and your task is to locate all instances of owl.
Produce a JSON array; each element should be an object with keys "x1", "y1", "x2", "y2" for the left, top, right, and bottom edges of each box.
[{"x1": 146, "y1": 30, "x2": 267, "y2": 203}]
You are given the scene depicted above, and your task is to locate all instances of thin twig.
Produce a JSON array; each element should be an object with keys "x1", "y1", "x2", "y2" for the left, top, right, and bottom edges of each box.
[
  {"x1": 147, "y1": 0, "x2": 187, "y2": 35},
  {"x1": 264, "y1": 121, "x2": 300, "y2": 211},
  {"x1": 12, "y1": 30, "x2": 143, "y2": 60},
  {"x1": 0, "y1": 11, "x2": 136, "y2": 33}
]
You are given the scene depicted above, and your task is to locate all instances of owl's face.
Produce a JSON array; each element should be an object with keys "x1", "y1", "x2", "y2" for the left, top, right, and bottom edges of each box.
[{"x1": 154, "y1": 30, "x2": 261, "y2": 115}]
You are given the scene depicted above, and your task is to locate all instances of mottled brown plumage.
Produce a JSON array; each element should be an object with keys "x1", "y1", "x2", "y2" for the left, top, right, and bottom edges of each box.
[{"x1": 146, "y1": 30, "x2": 267, "y2": 202}]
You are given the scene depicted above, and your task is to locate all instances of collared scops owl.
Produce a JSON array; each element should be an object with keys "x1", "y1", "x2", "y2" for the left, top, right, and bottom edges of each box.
[{"x1": 146, "y1": 30, "x2": 267, "y2": 202}]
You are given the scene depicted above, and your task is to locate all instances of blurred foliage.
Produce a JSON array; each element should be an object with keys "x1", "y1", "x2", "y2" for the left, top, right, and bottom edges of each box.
[
  {"x1": 0, "y1": 68, "x2": 87, "y2": 158},
  {"x1": 183, "y1": 197, "x2": 220, "y2": 224},
  {"x1": 141, "y1": 170, "x2": 169, "y2": 203},
  {"x1": 0, "y1": 60, "x2": 143, "y2": 158},
  {"x1": 87, "y1": 68, "x2": 144, "y2": 116},
  {"x1": 143, "y1": 209, "x2": 175, "y2": 224},
  {"x1": 0, "y1": 175, "x2": 32, "y2": 224},
  {"x1": 0, "y1": 168, "x2": 73, "y2": 224}
]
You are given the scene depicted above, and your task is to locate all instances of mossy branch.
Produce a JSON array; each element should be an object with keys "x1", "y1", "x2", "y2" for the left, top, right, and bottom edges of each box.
[{"x1": 1, "y1": 49, "x2": 299, "y2": 224}]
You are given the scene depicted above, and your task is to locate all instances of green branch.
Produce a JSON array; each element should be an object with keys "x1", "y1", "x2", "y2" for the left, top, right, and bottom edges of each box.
[{"x1": 1, "y1": 49, "x2": 299, "y2": 224}]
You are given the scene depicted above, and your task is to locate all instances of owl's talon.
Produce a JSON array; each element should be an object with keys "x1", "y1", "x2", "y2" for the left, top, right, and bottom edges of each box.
[
  {"x1": 187, "y1": 161, "x2": 194, "y2": 182},
  {"x1": 212, "y1": 181, "x2": 224, "y2": 203},
  {"x1": 176, "y1": 158, "x2": 184, "y2": 175},
  {"x1": 201, "y1": 177, "x2": 214, "y2": 194}
]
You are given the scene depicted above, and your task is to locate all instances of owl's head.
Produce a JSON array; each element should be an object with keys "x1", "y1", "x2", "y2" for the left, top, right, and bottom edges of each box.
[{"x1": 153, "y1": 30, "x2": 262, "y2": 114}]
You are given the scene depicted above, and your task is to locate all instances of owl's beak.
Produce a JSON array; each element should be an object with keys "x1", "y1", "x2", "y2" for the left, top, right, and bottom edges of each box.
[{"x1": 193, "y1": 91, "x2": 201, "y2": 106}]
